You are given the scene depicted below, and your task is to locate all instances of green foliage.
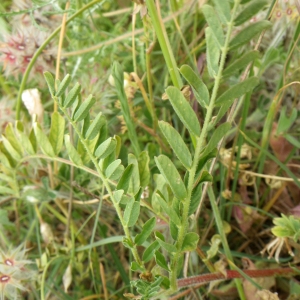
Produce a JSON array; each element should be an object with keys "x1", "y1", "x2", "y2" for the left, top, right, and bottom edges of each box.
[
  {"x1": 138, "y1": 151, "x2": 150, "y2": 188},
  {"x1": 33, "y1": 123, "x2": 55, "y2": 157},
  {"x1": 234, "y1": 0, "x2": 269, "y2": 26},
  {"x1": 180, "y1": 64, "x2": 210, "y2": 107},
  {"x1": 223, "y1": 50, "x2": 260, "y2": 77},
  {"x1": 272, "y1": 214, "x2": 300, "y2": 242},
  {"x1": 123, "y1": 197, "x2": 140, "y2": 227},
  {"x1": 94, "y1": 137, "x2": 117, "y2": 159},
  {"x1": 15, "y1": 121, "x2": 35, "y2": 155},
  {"x1": 1, "y1": 1, "x2": 299, "y2": 299},
  {"x1": 202, "y1": 123, "x2": 231, "y2": 157},
  {"x1": 155, "y1": 251, "x2": 169, "y2": 271},
  {"x1": 155, "y1": 193, "x2": 181, "y2": 226},
  {"x1": 277, "y1": 106, "x2": 297, "y2": 135},
  {"x1": 202, "y1": 5, "x2": 224, "y2": 47},
  {"x1": 165, "y1": 86, "x2": 201, "y2": 136},
  {"x1": 131, "y1": 276, "x2": 164, "y2": 299},
  {"x1": 55, "y1": 74, "x2": 71, "y2": 97},
  {"x1": 117, "y1": 164, "x2": 134, "y2": 193},
  {"x1": 105, "y1": 159, "x2": 122, "y2": 179},
  {"x1": 212, "y1": 0, "x2": 231, "y2": 23},
  {"x1": 43, "y1": 71, "x2": 56, "y2": 97},
  {"x1": 229, "y1": 20, "x2": 272, "y2": 50},
  {"x1": 143, "y1": 240, "x2": 160, "y2": 263},
  {"x1": 84, "y1": 112, "x2": 104, "y2": 140},
  {"x1": 63, "y1": 82, "x2": 81, "y2": 108},
  {"x1": 64, "y1": 135, "x2": 83, "y2": 166},
  {"x1": 205, "y1": 234, "x2": 222, "y2": 260},
  {"x1": 49, "y1": 112, "x2": 65, "y2": 155},
  {"x1": 155, "y1": 232, "x2": 177, "y2": 253},
  {"x1": 159, "y1": 120, "x2": 192, "y2": 169},
  {"x1": 135, "y1": 217, "x2": 156, "y2": 246},
  {"x1": 154, "y1": 155, "x2": 187, "y2": 201},
  {"x1": 205, "y1": 27, "x2": 220, "y2": 78},
  {"x1": 215, "y1": 77, "x2": 259, "y2": 106},
  {"x1": 181, "y1": 232, "x2": 199, "y2": 252}
]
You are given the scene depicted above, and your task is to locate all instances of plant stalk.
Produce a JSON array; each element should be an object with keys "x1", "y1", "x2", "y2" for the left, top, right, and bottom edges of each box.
[
  {"x1": 169, "y1": 0, "x2": 243, "y2": 296},
  {"x1": 60, "y1": 105, "x2": 143, "y2": 267}
]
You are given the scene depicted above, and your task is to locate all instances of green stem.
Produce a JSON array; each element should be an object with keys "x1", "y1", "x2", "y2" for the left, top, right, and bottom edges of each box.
[
  {"x1": 169, "y1": 0, "x2": 244, "y2": 296},
  {"x1": 145, "y1": 0, "x2": 182, "y2": 89},
  {"x1": 15, "y1": 0, "x2": 102, "y2": 120},
  {"x1": 60, "y1": 104, "x2": 143, "y2": 267}
]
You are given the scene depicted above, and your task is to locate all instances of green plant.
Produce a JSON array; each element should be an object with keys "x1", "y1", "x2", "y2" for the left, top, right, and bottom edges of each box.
[{"x1": 1, "y1": 0, "x2": 300, "y2": 299}]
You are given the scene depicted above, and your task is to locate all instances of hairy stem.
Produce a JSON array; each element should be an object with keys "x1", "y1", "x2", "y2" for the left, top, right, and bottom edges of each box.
[
  {"x1": 169, "y1": 0, "x2": 242, "y2": 294},
  {"x1": 177, "y1": 266, "x2": 300, "y2": 288}
]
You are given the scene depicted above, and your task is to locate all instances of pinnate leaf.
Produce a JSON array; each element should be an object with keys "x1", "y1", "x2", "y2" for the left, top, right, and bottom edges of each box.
[
  {"x1": 117, "y1": 164, "x2": 134, "y2": 193},
  {"x1": 0, "y1": 186, "x2": 16, "y2": 195},
  {"x1": 138, "y1": 151, "x2": 150, "y2": 188},
  {"x1": 63, "y1": 83, "x2": 81, "y2": 108},
  {"x1": 49, "y1": 112, "x2": 65, "y2": 155},
  {"x1": 143, "y1": 240, "x2": 160, "y2": 262},
  {"x1": 181, "y1": 232, "x2": 199, "y2": 252},
  {"x1": 155, "y1": 251, "x2": 169, "y2": 271},
  {"x1": 212, "y1": 0, "x2": 231, "y2": 23},
  {"x1": 5, "y1": 123, "x2": 23, "y2": 156},
  {"x1": 94, "y1": 137, "x2": 117, "y2": 159},
  {"x1": 105, "y1": 159, "x2": 122, "y2": 179},
  {"x1": 230, "y1": 21, "x2": 272, "y2": 50},
  {"x1": 154, "y1": 193, "x2": 181, "y2": 227},
  {"x1": 205, "y1": 234, "x2": 221, "y2": 260},
  {"x1": 205, "y1": 27, "x2": 220, "y2": 78},
  {"x1": 223, "y1": 51, "x2": 260, "y2": 77},
  {"x1": 180, "y1": 64, "x2": 209, "y2": 108},
  {"x1": 202, "y1": 123, "x2": 231, "y2": 157},
  {"x1": 56, "y1": 74, "x2": 71, "y2": 97},
  {"x1": 73, "y1": 95, "x2": 96, "y2": 122},
  {"x1": 123, "y1": 197, "x2": 140, "y2": 227},
  {"x1": 43, "y1": 72, "x2": 55, "y2": 97},
  {"x1": 64, "y1": 135, "x2": 83, "y2": 166},
  {"x1": 85, "y1": 112, "x2": 105, "y2": 140},
  {"x1": 159, "y1": 121, "x2": 192, "y2": 169},
  {"x1": 15, "y1": 122, "x2": 35, "y2": 155},
  {"x1": 277, "y1": 106, "x2": 297, "y2": 134},
  {"x1": 215, "y1": 77, "x2": 259, "y2": 106},
  {"x1": 33, "y1": 123, "x2": 55, "y2": 157},
  {"x1": 202, "y1": 5, "x2": 224, "y2": 46},
  {"x1": 128, "y1": 154, "x2": 140, "y2": 196},
  {"x1": 155, "y1": 233, "x2": 177, "y2": 253},
  {"x1": 113, "y1": 190, "x2": 124, "y2": 204},
  {"x1": 135, "y1": 217, "x2": 156, "y2": 246},
  {"x1": 154, "y1": 155, "x2": 187, "y2": 200},
  {"x1": 234, "y1": 0, "x2": 269, "y2": 26},
  {"x1": 1, "y1": 136, "x2": 21, "y2": 161},
  {"x1": 166, "y1": 86, "x2": 200, "y2": 137}
]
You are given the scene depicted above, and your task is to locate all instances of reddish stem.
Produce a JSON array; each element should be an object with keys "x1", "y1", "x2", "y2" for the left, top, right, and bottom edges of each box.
[{"x1": 177, "y1": 266, "x2": 299, "y2": 288}]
